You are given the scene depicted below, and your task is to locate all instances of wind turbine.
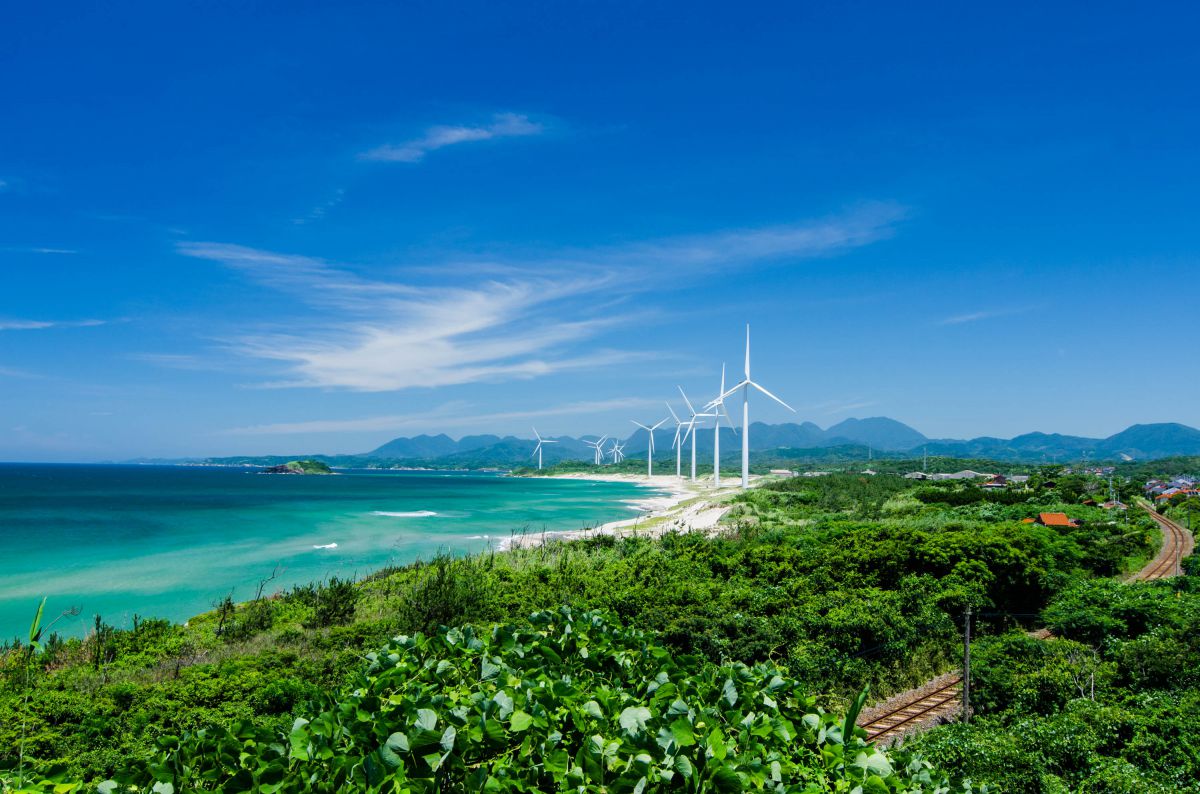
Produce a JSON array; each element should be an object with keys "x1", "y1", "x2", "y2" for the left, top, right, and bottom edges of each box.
[
  {"x1": 703, "y1": 364, "x2": 738, "y2": 487},
  {"x1": 678, "y1": 387, "x2": 715, "y2": 483},
  {"x1": 631, "y1": 417, "x2": 669, "y2": 478},
  {"x1": 717, "y1": 324, "x2": 795, "y2": 488},
  {"x1": 608, "y1": 439, "x2": 626, "y2": 464},
  {"x1": 585, "y1": 436, "x2": 608, "y2": 466},
  {"x1": 666, "y1": 403, "x2": 687, "y2": 478},
  {"x1": 530, "y1": 427, "x2": 558, "y2": 471}
]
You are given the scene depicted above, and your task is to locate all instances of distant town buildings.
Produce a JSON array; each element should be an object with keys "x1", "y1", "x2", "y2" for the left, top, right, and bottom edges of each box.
[
  {"x1": 903, "y1": 470, "x2": 1030, "y2": 484},
  {"x1": 1144, "y1": 477, "x2": 1199, "y2": 502}
]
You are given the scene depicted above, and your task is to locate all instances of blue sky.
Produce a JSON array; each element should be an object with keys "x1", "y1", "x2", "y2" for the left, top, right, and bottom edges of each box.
[{"x1": 3, "y1": 2, "x2": 1199, "y2": 461}]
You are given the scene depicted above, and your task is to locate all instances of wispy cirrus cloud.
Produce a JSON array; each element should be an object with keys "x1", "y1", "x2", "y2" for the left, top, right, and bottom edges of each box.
[
  {"x1": 0, "y1": 318, "x2": 105, "y2": 331},
  {"x1": 223, "y1": 397, "x2": 662, "y2": 436},
  {"x1": 361, "y1": 112, "x2": 544, "y2": 163},
  {"x1": 292, "y1": 188, "x2": 345, "y2": 225},
  {"x1": 1, "y1": 246, "x2": 77, "y2": 255},
  {"x1": 937, "y1": 305, "x2": 1037, "y2": 326},
  {"x1": 177, "y1": 204, "x2": 905, "y2": 393},
  {"x1": 612, "y1": 202, "x2": 906, "y2": 271},
  {"x1": 179, "y1": 241, "x2": 625, "y2": 391},
  {"x1": 0, "y1": 364, "x2": 42, "y2": 379}
]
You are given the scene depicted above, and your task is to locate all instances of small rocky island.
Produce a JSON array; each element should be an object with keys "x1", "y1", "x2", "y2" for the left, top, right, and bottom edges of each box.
[{"x1": 261, "y1": 459, "x2": 334, "y2": 475}]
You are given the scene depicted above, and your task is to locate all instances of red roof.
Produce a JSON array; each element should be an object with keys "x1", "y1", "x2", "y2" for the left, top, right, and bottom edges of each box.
[{"x1": 1038, "y1": 512, "x2": 1073, "y2": 527}]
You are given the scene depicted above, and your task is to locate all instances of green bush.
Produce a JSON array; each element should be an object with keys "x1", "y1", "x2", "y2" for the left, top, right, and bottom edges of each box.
[{"x1": 100, "y1": 608, "x2": 977, "y2": 793}]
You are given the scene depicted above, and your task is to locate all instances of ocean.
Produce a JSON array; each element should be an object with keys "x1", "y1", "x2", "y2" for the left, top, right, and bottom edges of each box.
[{"x1": 0, "y1": 464, "x2": 661, "y2": 640}]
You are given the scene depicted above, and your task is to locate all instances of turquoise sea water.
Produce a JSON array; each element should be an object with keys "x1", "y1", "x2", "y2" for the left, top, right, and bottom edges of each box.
[{"x1": 0, "y1": 464, "x2": 660, "y2": 640}]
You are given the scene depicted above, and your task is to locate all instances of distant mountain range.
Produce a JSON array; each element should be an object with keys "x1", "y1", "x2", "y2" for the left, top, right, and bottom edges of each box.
[{"x1": 191, "y1": 418, "x2": 1200, "y2": 469}]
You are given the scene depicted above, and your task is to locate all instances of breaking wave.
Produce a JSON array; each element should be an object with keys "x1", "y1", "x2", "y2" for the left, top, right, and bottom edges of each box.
[{"x1": 371, "y1": 510, "x2": 438, "y2": 518}]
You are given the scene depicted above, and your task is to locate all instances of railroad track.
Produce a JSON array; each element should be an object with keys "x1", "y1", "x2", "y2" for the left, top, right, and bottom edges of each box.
[
  {"x1": 857, "y1": 504, "x2": 1194, "y2": 744},
  {"x1": 858, "y1": 676, "x2": 963, "y2": 744},
  {"x1": 1133, "y1": 506, "x2": 1194, "y2": 581}
]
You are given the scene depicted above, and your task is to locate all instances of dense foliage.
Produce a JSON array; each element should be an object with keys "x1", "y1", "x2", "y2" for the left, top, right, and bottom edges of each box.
[
  {"x1": 16, "y1": 608, "x2": 978, "y2": 793},
  {"x1": 910, "y1": 568, "x2": 1200, "y2": 792},
  {"x1": 0, "y1": 468, "x2": 1166, "y2": 790}
]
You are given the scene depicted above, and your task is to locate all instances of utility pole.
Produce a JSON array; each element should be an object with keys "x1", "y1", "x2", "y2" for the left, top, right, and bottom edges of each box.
[{"x1": 962, "y1": 605, "x2": 972, "y2": 724}]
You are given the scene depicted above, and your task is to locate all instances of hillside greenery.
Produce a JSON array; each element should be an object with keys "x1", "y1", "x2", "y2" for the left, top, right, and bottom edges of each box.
[
  {"x1": 0, "y1": 466, "x2": 1174, "y2": 791},
  {"x1": 910, "y1": 565, "x2": 1200, "y2": 793}
]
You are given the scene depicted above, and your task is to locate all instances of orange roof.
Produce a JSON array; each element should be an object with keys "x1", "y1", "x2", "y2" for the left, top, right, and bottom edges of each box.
[
  {"x1": 1021, "y1": 517, "x2": 1036, "y2": 524},
  {"x1": 1038, "y1": 512, "x2": 1073, "y2": 527}
]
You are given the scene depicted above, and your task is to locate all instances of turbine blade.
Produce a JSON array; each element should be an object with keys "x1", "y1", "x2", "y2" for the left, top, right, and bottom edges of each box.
[
  {"x1": 720, "y1": 362, "x2": 726, "y2": 394},
  {"x1": 749, "y1": 380, "x2": 796, "y2": 412},
  {"x1": 677, "y1": 386, "x2": 696, "y2": 415},
  {"x1": 666, "y1": 402, "x2": 680, "y2": 422},
  {"x1": 744, "y1": 324, "x2": 751, "y2": 379},
  {"x1": 719, "y1": 379, "x2": 750, "y2": 402}
]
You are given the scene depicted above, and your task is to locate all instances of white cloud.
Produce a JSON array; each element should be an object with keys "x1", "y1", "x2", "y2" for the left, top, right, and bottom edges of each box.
[
  {"x1": 292, "y1": 188, "x2": 345, "y2": 225},
  {"x1": 180, "y1": 241, "x2": 626, "y2": 391},
  {"x1": 0, "y1": 318, "x2": 104, "y2": 331},
  {"x1": 0, "y1": 365, "x2": 41, "y2": 379},
  {"x1": 177, "y1": 205, "x2": 905, "y2": 393},
  {"x1": 617, "y1": 203, "x2": 906, "y2": 270},
  {"x1": 1, "y1": 247, "x2": 78, "y2": 255},
  {"x1": 223, "y1": 397, "x2": 662, "y2": 436},
  {"x1": 937, "y1": 306, "x2": 1036, "y2": 326},
  {"x1": 361, "y1": 113, "x2": 544, "y2": 163}
]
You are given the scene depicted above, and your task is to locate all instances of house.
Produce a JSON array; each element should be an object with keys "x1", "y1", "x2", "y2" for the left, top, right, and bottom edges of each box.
[
  {"x1": 1036, "y1": 512, "x2": 1080, "y2": 528},
  {"x1": 981, "y1": 474, "x2": 1009, "y2": 489},
  {"x1": 904, "y1": 472, "x2": 929, "y2": 480},
  {"x1": 1101, "y1": 500, "x2": 1127, "y2": 510}
]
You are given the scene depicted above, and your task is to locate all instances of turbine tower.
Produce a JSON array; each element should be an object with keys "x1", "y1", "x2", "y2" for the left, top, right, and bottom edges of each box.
[
  {"x1": 530, "y1": 427, "x2": 558, "y2": 470},
  {"x1": 704, "y1": 363, "x2": 737, "y2": 487},
  {"x1": 678, "y1": 387, "x2": 715, "y2": 483},
  {"x1": 585, "y1": 436, "x2": 608, "y2": 466},
  {"x1": 631, "y1": 417, "x2": 668, "y2": 478},
  {"x1": 666, "y1": 403, "x2": 686, "y2": 478},
  {"x1": 718, "y1": 324, "x2": 795, "y2": 488}
]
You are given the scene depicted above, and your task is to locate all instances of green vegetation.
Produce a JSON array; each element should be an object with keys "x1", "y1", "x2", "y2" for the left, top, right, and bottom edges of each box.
[
  {"x1": 264, "y1": 459, "x2": 334, "y2": 475},
  {"x1": 0, "y1": 466, "x2": 1175, "y2": 791},
  {"x1": 58, "y1": 608, "x2": 976, "y2": 792},
  {"x1": 910, "y1": 567, "x2": 1200, "y2": 792}
]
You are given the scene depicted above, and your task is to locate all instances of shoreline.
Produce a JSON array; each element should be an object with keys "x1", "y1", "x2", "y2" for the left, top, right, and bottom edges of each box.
[{"x1": 499, "y1": 472, "x2": 753, "y2": 550}]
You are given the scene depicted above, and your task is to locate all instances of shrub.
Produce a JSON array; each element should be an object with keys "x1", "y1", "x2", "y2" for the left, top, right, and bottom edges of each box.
[{"x1": 103, "y1": 609, "x2": 978, "y2": 792}]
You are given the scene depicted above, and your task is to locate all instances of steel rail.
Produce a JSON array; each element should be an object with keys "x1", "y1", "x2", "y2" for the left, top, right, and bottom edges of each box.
[{"x1": 860, "y1": 677, "x2": 963, "y2": 740}]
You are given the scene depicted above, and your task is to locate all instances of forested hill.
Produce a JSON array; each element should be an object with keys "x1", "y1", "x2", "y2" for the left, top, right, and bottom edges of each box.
[{"x1": 193, "y1": 420, "x2": 1200, "y2": 469}]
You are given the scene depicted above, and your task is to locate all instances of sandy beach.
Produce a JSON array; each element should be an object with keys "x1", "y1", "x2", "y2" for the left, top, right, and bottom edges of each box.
[{"x1": 499, "y1": 472, "x2": 754, "y2": 550}]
